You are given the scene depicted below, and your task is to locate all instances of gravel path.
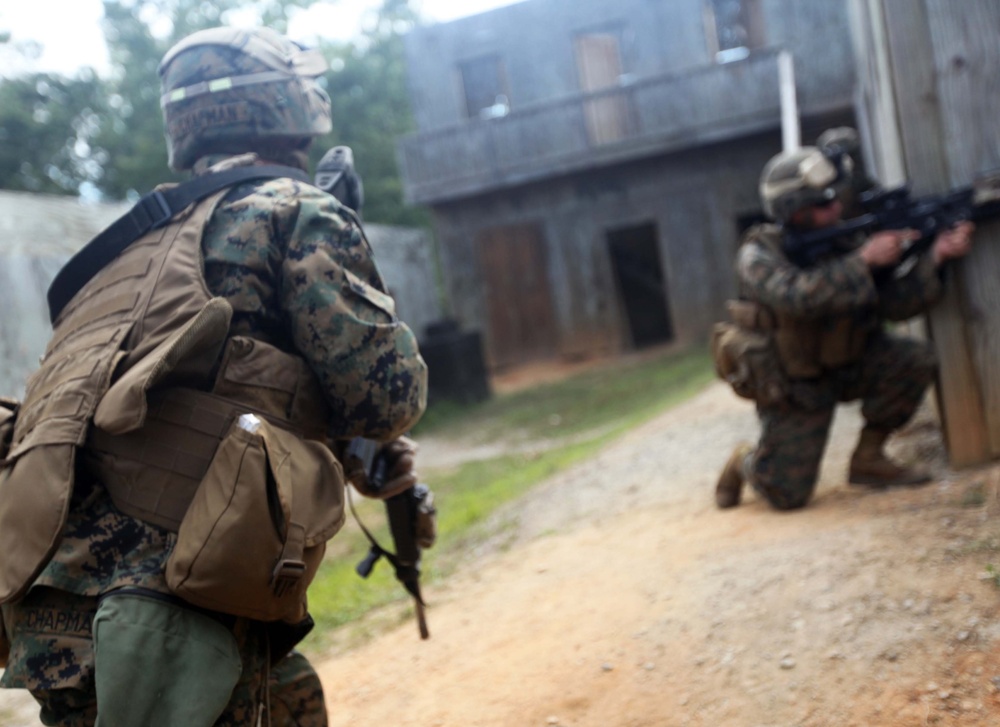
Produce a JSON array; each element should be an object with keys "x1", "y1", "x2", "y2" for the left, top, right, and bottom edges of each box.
[{"x1": 317, "y1": 382, "x2": 1000, "y2": 727}]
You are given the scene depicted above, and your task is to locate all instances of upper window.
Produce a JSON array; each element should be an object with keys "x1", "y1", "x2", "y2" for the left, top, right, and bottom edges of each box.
[
  {"x1": 706, "y1": 0, "x2": 765, "y2": 63},
  {"x1": 458, "y1": 55, "x2": 510, "y2": 120}
]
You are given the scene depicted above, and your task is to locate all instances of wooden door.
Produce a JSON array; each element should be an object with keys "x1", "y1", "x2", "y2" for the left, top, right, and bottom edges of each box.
[
  {"x1": 478, "y1": 223, "x2": 558, "y2": 369},
  {"x1": 575, "y1": 33, "x2": 628, "y2": 145}
]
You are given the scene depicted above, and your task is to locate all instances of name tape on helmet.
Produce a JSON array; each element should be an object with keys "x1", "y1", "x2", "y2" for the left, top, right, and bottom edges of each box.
[{"x1": 162, "y1": 70, "x2": 293, "y2": 107}]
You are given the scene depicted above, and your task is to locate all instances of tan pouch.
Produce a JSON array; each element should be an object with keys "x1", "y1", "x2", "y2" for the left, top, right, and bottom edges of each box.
[
  {"x1": 166, "y1": 416, "x2": 345, "y2": 623},
  {"x1": 725, "y1": 300, "x2": 776, "y2": 332},
  {"x1": 711, "y1": 322, "x2": 787, "y2": 407},
  {"x1": 0, "y1": 397, "x2": 18, "y2": 462}
]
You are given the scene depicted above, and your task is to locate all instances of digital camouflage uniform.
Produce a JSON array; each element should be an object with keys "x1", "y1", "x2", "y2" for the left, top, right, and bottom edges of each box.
[
  {"x1": 1, "y1": 156, "x2": 427, "y2": 725},
  {"x1": 735, "y1": 225, "x2": 941, "y2": 509}
]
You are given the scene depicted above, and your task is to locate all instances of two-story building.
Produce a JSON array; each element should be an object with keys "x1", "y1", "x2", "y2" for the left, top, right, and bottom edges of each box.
[{"x1": 398, "y1": 0, "x2": 857, "y2": 370}]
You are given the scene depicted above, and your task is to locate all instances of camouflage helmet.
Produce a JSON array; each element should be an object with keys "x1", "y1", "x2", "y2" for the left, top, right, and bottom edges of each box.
[
  {"x1": 758, "y1": 146, "x2": 839, "y2": 222},
  {"x1": 158, "y1": 27, "x2": 332, "y2": 171}
]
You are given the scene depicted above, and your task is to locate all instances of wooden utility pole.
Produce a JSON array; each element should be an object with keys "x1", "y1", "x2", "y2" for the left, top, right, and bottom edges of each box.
[{"x1": 849, "y1": 0, "x2": 1000, "y2": 466}]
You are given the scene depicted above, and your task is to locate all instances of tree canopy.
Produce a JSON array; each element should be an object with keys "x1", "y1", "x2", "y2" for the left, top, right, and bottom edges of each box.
[{"x1": 0, "y1": 0, "x2": 427, "y2": 226}]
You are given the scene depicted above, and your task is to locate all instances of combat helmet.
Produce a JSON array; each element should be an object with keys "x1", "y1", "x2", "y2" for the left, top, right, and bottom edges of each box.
[
  {"x1": 758, "y1": 146, "x2": 839, "y2": 222},
  {"x1": 158, "y1": 26, "x2": 332, "y2": 171}
]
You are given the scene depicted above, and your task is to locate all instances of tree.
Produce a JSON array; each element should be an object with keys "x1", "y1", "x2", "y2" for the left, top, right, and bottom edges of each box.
[
  {"x1": 312, "y1": 0, "x2": 429, "y2": 226},
  {"x1": 0, "y1": 0, "x2": 428, "y2": 227},
  {"x1": 0, "y1": 26, "x2": 107, "y2": 195},
  {"x1": 0, "y1": 72, "x2": 107, "y2": 194}
]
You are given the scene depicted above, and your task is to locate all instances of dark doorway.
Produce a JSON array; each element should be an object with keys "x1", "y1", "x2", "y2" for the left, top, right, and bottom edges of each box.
[{"x1": 607, "y1": 223, "x2": 674, "y2": 348}]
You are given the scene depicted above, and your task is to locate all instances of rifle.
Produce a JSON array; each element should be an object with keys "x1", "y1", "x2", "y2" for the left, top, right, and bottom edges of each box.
[
  {"x1": 346, "y1": 437, "x2": 436, "y2": 640},
  {"x1": 782, "y1": 172, "x2": 1000, "y2": 273},
  {"x1": 314, "y1": 145, "x2": 365, "y2": 216}
]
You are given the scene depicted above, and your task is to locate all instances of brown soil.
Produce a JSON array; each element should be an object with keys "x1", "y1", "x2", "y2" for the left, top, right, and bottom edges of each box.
[
  {"x1": 317, "y1": 382, "x2": 1000, "y2": 727},
  {"x1": 3, "y1": 380, "x2": 1000, "y2": 727}
]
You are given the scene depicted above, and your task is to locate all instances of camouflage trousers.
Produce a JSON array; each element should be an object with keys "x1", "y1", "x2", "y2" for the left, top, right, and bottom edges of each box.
[
  {"x1": 0, "y1": 587, "x2": 327, "y2": 726},
  {"x1": 749, "y1": 332, "x2": 936, "y2": 510}
]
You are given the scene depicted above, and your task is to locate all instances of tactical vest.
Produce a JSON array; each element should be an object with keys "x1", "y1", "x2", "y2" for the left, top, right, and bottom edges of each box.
[
  {"x1": 0, "y1": 185, "x2": 343, "y2": 604},
  {"x1": 740, "y1": 224, "x2": 875, "y2": 379}
]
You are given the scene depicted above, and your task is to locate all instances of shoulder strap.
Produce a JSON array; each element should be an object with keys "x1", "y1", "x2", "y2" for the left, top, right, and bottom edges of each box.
[{"x1": 47, "y1": 165, "x2": 309, "y2": 323}]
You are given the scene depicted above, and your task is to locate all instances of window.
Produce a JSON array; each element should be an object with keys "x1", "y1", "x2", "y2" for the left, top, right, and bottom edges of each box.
[
  {"x1": 458, "y1": 55, "x2": 509, "y2": 120},
  {"x1": 706, "y1": 0, "x2": 765, "y2": 63}
]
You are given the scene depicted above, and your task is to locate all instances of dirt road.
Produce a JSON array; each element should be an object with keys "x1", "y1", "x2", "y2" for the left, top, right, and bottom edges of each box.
[
  {"x1": 1, "y1": 382, "x2": 998, "y2": 726},
  {"x1": 318, "y1": 383, "x2": 1000, "y2": 727}
]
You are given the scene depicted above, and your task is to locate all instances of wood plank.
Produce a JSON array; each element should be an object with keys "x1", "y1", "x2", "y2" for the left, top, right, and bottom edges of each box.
[
  {"x1": 923, "y1": 0, "x2": 1000, "y2": 455},
  {"x1": 879, "y1": 0, "x2": 992, "y2": 466},
  {"x1": 960, "y1": 220, "x2": 1000, "y2": 457}
]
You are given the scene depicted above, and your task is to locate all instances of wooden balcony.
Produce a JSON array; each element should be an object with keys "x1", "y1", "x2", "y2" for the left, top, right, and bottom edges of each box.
[{"x1": 399, "y1": 48, "x2": 852, "y2": 205}]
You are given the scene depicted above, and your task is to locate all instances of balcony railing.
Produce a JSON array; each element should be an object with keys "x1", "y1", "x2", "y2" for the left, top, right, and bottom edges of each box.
[{"x1": 399, "y1": 47, "x2": 850, "y2": 205}]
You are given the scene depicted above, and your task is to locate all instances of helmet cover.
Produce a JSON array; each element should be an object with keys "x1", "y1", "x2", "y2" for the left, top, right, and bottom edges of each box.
[
  {"x1": 159, "y1": 26, "x2": 332, "y2": 170},
  {"x1": 759, "y1": 147, "x2": 838, "y2": 221}
]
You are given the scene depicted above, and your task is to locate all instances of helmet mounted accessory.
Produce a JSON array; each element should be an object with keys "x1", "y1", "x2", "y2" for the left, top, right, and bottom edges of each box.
[{"x1": 759, "y1": 147, "x2": 840, "y2": 223}]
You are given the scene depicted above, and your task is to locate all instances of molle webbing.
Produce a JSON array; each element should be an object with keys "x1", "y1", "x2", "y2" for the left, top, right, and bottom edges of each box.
[
  {"x1": 0, "y1": 192, "x2": 224, "y2": 603},
  {"x1": 741, "y1": 225, "x2": 870, "y2": 378},
  {"x1": 46, "y1": 165, "x2": 309, "y2": 323},
  {"x1": 87, "y1": 387, "x2": 299, "y2": 532},
  {"x1": 89, "y1": 334, "x2": 332, "y2": 533}
]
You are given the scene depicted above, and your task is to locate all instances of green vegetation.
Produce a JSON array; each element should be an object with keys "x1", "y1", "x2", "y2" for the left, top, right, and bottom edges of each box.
[
  {"x1": 305, "y1": 347, "x2": 714, "y2": 642},
  {"x1": 985, "y1": 564, "x2": 1000, "y2": 589},
  {"x1": 414, "y1": 346, "x2": 713, "y2": 440},
  {"x1": 1, "y1": 0, "x2": 427, "y2": 226},
  {"x1": 958, "y1": 480, "x2": 987, "y2": 508}
]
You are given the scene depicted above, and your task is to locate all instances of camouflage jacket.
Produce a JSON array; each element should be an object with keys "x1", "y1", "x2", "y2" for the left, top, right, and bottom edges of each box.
[
  {"x1": 736, "y1": 223, "x2": 943, "y2": 378},
  {"x1": 737, "y1": 223, "x2": 943, "y2": 323},
  {"x1": 34, "y1": 154, "x2": 428, "y2": 597}
]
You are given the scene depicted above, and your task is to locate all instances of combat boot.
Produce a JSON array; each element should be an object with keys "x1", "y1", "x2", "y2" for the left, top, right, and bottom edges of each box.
[
  {"x1": 716, "y1": 443, "x2": 753, "y2": 509},
  {"x1": 848, "y1": 427, "x2": 931, "y2": 487}
]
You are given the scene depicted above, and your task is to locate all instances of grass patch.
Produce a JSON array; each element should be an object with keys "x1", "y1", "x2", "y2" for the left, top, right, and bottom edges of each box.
[
  {"x1": 304, "y1": 346, "x2": 714, "y2": 647},
  {"x1": 958, "y1": 480, "x2": 987, "y2": 508},
  {"x1": 413, "y1": 346, "x2": 713, "y2": 441},
  {"x1": 984, "y1": 564, "x2": 1000, "y2": 589}
]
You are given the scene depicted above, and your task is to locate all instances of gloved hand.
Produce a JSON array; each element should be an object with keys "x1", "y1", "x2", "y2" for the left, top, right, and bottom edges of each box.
[{"x1": 346, "y1": 436, "x2": 420, "y2": 500}]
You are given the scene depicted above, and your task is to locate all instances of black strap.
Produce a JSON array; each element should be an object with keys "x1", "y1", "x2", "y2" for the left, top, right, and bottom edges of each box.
[{"x1": 46, "y1": 165, "x2": 309, "y2": 323}]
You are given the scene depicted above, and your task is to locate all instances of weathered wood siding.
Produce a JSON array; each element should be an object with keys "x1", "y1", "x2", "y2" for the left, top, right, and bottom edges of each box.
[{"x1": 851, "y1": 0, "x2": 1000, "y2": 464}]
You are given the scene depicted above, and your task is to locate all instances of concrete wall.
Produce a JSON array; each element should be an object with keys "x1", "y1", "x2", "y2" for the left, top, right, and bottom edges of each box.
[
  {"x1": 364, "y1": 224, "x2": 443, "y2": 341},
  {"x1": 0, "y1": 192, "x2": 129, "y2": 397},
  {"x1": 400, "y1": 0, "x2": 858, "y2": 369},
  {"x1": 0, "y1": 192, "x2": 440, "y2": 397},
  {"x1": 405, "y1": 0, "x2": 855, "y2": 132},
  {"x1": 432, "y1": 113, "x2": 853, "y2": 367}
]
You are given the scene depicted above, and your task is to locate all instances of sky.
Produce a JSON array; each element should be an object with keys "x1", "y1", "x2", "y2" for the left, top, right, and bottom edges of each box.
[{"x1": 0, "y1": 0, "x2": 521, "y2": 77}]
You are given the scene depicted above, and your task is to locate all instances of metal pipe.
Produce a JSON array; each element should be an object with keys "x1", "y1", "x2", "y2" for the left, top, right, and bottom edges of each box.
[{"x1": 778, "y1": 50, "x2": 800, "y2": 151}]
